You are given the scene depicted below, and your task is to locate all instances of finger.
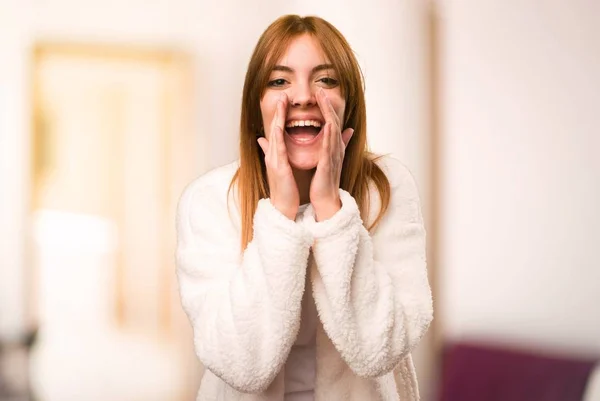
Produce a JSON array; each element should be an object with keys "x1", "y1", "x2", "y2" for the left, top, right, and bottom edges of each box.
[
  {"x1": 270, "y1": 97, "x2": 278, "y2": 134},
  {"x1": 341, "y1": 128, "x2": 354, "y2": 148},
  {"x1": 276, "y1": 97, "x2": 288, "y2": 162},
  {"x1": 321, "y1": 121, "x2": 331, "y2": 161},
  {"x1": 278, "y1": 92, "x2": 288, "y2": 129},
  {"x1": 270, "y1": 99, "x2": 282, "y2": 162},
  {"x1": 273, "y1": 93, "x2": 287, "y2": 140},
  {"x1": 328, "y1": 121, "x2": 336, "y2": 155},
  {"x1": 275, "y1": 125, "x2": 287, "y2": 158},
  {"x1": 331, "y1": 119, "x2": 344, "y2": 152},
  {"x1": 257, "y1": 137, "x2": 269, "y2": 155},
  {"x1": 277, "y1": 94, "x2": 287, "y2": 135},
  {"x1": 316, "y1": 88, "x2": 340, "y2": 128},
  {"x1": 269, "y1": 93, "x2": 284, "y2": 142}
]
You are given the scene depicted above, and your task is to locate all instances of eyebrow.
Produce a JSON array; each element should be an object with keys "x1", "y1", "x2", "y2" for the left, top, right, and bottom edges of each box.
[{"x1": 272, "y1": 64, "x2": 335, "y2": 74}]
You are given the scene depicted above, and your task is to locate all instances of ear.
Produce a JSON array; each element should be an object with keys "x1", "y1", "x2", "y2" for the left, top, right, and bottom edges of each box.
[{"x1": 341, "y1": 128, "x2": 354, "y2": 147}]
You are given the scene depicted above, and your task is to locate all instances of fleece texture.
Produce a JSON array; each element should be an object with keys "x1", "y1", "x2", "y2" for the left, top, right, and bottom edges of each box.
[{"x1": 176, "y1": 156, "x2": 433, "y2": 401}]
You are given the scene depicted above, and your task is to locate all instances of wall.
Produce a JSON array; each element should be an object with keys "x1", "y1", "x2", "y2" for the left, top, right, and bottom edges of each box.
[
  {"x1": 438, "y1": 0, "x2": 600, "y2": 354},
  {"x1": 0, "y1": 0, "x2": 31, "y2": 340}
]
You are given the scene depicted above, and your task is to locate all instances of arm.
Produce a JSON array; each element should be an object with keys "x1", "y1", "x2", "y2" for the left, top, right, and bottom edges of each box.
[
  {"x1": 303, "y1": 160, "x2": 433, "y2": 378},
  {"x1": 176, "y1": 179, "x2": 312, "y2": 393}
]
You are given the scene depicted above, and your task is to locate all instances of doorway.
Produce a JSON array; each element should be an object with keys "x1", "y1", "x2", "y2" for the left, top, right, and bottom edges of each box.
[{"x1": 28, "y1": 43, "x2": 199, "y2": 401}]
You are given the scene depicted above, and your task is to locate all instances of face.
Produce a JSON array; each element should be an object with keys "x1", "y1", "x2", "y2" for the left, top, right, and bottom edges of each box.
[{"x1": 260, "y1": 34, "x2": 346, "y2": 170}]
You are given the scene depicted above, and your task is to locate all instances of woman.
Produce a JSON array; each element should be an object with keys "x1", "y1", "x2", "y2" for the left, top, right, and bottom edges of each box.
[{"x1": 176, "y1": 14, "x2": 433, "y2": 401}]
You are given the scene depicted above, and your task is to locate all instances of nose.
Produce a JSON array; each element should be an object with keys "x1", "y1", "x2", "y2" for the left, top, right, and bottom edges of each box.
[{"x1": 288, "y1": 82, "x2": 316, "y2": 108}]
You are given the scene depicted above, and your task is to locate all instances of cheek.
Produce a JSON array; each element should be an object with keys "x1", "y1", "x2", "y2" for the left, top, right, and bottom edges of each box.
[{"x1": 259, "y1": 100, "x2": 270, "y2": 126}]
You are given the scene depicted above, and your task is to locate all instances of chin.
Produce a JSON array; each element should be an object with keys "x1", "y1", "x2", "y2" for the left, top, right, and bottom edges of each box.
[
  {"x1": 288, "y1": 154, "x2": 318, "y2": 171},
  {"x1": 285, "y1": 136, "x2": 321, "y2": 171}
]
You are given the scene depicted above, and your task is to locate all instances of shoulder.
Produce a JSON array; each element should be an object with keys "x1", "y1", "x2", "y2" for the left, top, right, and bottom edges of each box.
[
  {"x1": 368, "y1": 155, "x2": 423, "y2": 228},
  {"x1": 177, "y1": 160, "x2": 240, "y2": 231},
  {"x1": 179, "y1": 160, "x2": 239, "y2": 205},
  {"x1": 372, "y1": 154, "x2": 420, "y2": 199},
  {"x1": 182, "y1": 160, "x2": 240, "y2": 199}
]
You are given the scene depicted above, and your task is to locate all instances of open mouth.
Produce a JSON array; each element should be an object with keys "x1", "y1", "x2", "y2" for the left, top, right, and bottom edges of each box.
[{"x1": 285, "y1": 119, "x2": 324, "y2": 145}]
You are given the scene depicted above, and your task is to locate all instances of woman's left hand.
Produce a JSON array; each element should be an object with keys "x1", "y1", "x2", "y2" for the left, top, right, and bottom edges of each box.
[{"x1": 310, "y1": 88, "x2": 354, "y2": 221}]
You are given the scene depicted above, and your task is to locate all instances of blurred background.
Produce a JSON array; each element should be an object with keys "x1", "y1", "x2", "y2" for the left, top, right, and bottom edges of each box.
[{"x1": 1, "y1": 0, "x2": 599, "y2": 400}]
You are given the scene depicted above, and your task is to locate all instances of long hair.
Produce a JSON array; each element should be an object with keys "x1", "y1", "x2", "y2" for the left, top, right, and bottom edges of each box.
[{"x1": 230, "y1": 14, "x2": 391, "y2": 251}]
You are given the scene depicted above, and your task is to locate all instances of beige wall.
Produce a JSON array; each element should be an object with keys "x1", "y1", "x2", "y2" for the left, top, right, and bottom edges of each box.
[
  {"x1": 437, "y1": 0, "x2": 600, "y2": 353},
  {"x1": 0, "y1": 0, "x2": 30, "y2": 339}
]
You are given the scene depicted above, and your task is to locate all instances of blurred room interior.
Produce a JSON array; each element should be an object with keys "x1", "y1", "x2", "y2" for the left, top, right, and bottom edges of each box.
[{"x1": 0, "y1": 1, "x2": 599, "y2": 400}]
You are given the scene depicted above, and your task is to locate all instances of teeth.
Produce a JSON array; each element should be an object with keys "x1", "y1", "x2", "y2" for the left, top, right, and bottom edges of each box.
[{"x1": 285, "y1": 120, "x2": 322, "y2": 128}]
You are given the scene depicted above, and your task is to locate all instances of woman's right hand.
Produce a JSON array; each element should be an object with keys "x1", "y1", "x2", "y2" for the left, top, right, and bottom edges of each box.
[{"x1": 257, "y1": 93, "x2": 299, "y2": 220}]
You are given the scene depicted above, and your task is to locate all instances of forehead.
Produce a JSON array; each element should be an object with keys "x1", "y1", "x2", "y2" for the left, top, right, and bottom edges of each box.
[{"x1": 277, "y1": 34, "x2": 329, "y2": 67}]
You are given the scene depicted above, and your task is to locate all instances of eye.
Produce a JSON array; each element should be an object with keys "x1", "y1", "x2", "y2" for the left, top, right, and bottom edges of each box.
[
  {"x1": 267, "y1": 78, "x2": 288, "y2": 87},
  {"x1": 318, "y1": 77, "x2": 339, "y2": 87}
]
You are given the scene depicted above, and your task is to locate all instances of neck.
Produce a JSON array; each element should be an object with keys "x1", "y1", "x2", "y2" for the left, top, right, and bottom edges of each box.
[{"x1": 293, "y1": 168, "x2": 315, "y2": 205}]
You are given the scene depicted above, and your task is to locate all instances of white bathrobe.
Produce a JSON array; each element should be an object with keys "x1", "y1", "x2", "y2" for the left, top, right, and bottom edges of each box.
[{"x1": 176, "y1": 156, "x2": 433, "y2": 401}]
